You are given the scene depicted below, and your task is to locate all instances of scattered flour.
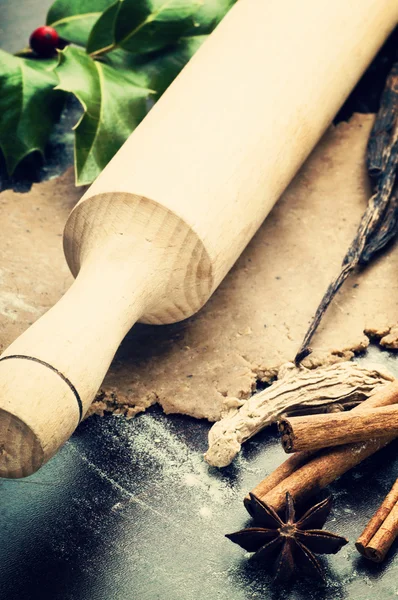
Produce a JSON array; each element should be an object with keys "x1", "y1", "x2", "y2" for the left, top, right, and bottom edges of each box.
[{"x1": 71, "y1": 412, "x2": 237, "y2": 525}]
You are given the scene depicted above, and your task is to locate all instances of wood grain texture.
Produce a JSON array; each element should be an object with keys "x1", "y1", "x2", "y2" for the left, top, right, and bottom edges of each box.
[
  {"x1": 64, "y1": 194, "x2": 212, "y2": 324},
  {"x1": 279, "y1": 404, "x2": 398, "y2": 453},
  {"x1": 1, "y1": 0, "x2": 397, "y2": 477},
  {"x1": 71, "y1": 0, "x2": 398, "y2": 301}
]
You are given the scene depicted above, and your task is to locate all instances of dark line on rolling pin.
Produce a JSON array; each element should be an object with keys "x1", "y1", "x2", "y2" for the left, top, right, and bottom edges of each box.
[{"x1": 0, "y1": 355, "x2": 83, "y2": 422}]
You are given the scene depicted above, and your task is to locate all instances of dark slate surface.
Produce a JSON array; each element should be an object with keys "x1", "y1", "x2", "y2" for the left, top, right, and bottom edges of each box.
[
  {"x1": 0, "y1": 375, "x2": 397, "y2": 600},
  {"x1": 0, "y1": 4, "x2": 397, "y2": 599}
]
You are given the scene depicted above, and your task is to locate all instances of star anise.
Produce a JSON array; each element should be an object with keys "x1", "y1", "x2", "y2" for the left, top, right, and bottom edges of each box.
[{"x1": 226, "y1": 492, "x2": 348, "y2": 582}]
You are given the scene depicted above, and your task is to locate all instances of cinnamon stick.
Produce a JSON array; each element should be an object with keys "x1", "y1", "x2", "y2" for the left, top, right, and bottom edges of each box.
[
  {"x1": 205, "y1": 361, "x2": 393, "y2": 468},
  {"x1": 278, "y1": 404, "x2": 398, "y2": 453},
  {"x1": 244, "y1": 379, "x2": 398, "y2": 513},
  {"x1": 244, "y1": 450, "x2": 315, "y2": 517},
  {"x1": 356, "y1": 478, "x2": 398, "y2": 562}
]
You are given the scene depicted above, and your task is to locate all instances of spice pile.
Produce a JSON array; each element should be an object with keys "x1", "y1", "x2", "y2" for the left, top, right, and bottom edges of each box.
[{"x1": 225, "y1": 61, "x2": 398, "y2": 582}]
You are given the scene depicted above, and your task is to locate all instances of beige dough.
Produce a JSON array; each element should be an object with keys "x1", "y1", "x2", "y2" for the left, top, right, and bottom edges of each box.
[{"x1": 0, "y1": 113, "x2": 398, "y2": 423}]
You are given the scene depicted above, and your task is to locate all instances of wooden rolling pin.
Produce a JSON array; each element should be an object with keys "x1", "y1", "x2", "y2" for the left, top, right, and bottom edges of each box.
[{"x1": 0, "y1": 0, "x2": 397, "y2": 478}]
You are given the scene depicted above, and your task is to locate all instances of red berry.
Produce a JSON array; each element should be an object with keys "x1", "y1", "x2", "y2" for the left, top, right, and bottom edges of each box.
[{"x1": 29, "y1": 26, "x2": 60, "y2": 58}]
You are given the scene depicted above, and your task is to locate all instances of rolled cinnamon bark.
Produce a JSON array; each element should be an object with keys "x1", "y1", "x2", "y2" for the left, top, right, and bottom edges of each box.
[
  {"x1": 279, "y1": 404, "x2": 398, "y2": 453},
  {"x1": 245, "y1": 379, "x2": 398, "y2": 512},
  {"x1": 356, "y1": 478, "x2": 398, "y2": 562},
  {"x1": 243, "y1": 451, "x2": 315, "y2": 516}
]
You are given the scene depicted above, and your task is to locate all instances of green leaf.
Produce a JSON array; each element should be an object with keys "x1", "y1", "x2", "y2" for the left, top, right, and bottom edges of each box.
[
  {"x1": 116, "y1": 0, "x2": 202, "y2": 54},
  {"x1": 142, "y1": 35, "x2": 206, "y2": 95},
  {"x1": 105, "y1": 35, "x2": 207, "y2": 97},
  {"x1": 86, "y1": 1, "x2": 121, "y2": 55},
  {"x1": 88, "y1": 0, "x2": 235, "y2": 57},
  {"x1": 186, "y1": 0, "x2": 235, "y2": 34},
  {"x1": 55, "y1": 46, "x2": 153, "y2": 185},
  {"x1": 90, "y1": 0, "x2": 202, "y2": 56},
  {"x1": 47, "y1": 0, "x2": 115, "y2": 47},
  {"x1": 0, "y1": 50, "x2": 64, "y2": 175}
]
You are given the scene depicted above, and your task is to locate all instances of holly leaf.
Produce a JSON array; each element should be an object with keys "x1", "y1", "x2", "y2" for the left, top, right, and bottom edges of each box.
[
  {"x1": 86, "y1": 1, "x2": 121, "y2": 55},
  {"x1": 55, "y1": 46, "x2": 153, "y2": 185},
  {"x1": 105, "y1": 35, "x2": 207, "y2": 97},
  {"x1": 115, "y1": 0, "x2": 204, "y2": 54},
  {"x1": 46, "y1": 0, "x2": 115, "y2": 47},
  {"x1": 0, "y1": 50, "x2": 65, "y2": 175},
  {"x1": 6, "y1": 0, "x2": 235, "y2": 184},
  {"x1": 138, "y1": 35, "x2": 207, "y2": 95},
  {"x1": 88, "y1": 0, "x2": 235, "y2": 56},
  {"x1": 185, "y1": 0, "x2": 235, "y2": 34},
  {"x1": 88, "y1": 0, "x2": 202, "y2": 56}
]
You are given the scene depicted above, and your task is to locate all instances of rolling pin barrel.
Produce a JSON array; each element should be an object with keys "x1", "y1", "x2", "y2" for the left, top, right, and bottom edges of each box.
[{"x1": 0, "y1": 0, "x2": 397, "y2": 477}]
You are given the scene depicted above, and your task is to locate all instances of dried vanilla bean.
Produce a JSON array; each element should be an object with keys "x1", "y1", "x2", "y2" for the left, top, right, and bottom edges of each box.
[{"x1": 295, "y1": 62, "x2": 398, "y2": 364}]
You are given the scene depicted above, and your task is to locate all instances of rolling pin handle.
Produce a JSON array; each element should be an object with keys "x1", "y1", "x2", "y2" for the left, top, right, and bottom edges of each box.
[{"x1": 0, "y1": 237, "x2": 163, "y2": 478}]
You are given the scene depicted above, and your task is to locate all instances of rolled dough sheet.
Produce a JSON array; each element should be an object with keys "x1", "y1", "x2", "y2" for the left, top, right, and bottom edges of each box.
[{"x1": 0, "y1": 113, "x2": 397, "y2": 422}]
